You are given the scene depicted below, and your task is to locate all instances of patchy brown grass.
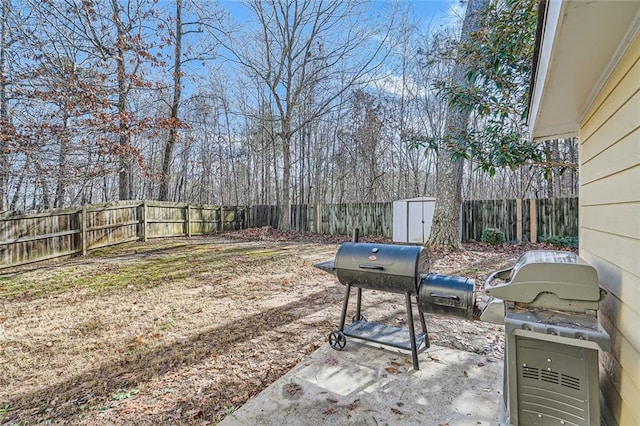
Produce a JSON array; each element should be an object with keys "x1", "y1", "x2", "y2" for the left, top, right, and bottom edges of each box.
[{"x1": 0, "y1": 232, "x2": 565, "y2": 425}]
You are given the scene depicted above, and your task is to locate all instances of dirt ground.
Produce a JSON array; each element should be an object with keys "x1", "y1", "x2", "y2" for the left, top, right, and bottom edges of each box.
[{"x1": 0, "y1": 229, "x2": 571, "y2": 425}]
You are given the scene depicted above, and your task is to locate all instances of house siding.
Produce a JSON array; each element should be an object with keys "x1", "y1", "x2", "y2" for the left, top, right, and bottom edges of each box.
[{"x1": 579, "y1": 31, "x2": 640, "y2": 426}]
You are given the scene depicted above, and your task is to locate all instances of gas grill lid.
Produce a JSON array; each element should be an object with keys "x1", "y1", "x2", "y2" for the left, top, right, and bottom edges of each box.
[
  {"x1": 485, "y1": 250, "x2": 605, "y2": 312},
  {"x1": 334, "y1": 242, "x2": 429, "y2": 294}
]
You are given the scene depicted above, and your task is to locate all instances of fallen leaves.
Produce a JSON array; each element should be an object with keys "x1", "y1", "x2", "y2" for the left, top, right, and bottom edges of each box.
[
  {"x1": 286, "y1": 383, "x2": 302, "y2": 396},
  {"x1": 385, "y1": 366, "x2": 399, "y2": 374},
  {"x1": 325, "y1": 355, "x2": 339, "y2": 366},
  {"x1": 347, "y1": 399, "x2": 360, "y2": 410},
  {"x1": 428, "y1": 354, "x2": 444, "y2": 363}
]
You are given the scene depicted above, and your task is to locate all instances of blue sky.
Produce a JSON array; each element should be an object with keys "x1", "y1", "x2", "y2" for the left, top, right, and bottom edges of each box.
[
  {"x1": 176, "y1": 0, "x2": 466, "y2": 99},
  {"x1": 218, "y1": 0, "x2": 464, "y2": 27},
  {"x1": 397, "y1": 0, "x2": 464, "y2": 24}
]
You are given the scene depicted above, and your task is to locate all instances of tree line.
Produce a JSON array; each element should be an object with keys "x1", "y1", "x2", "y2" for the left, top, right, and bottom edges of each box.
[{"x1": 0, "y1": 0, "x2": 577, "y2": 236}]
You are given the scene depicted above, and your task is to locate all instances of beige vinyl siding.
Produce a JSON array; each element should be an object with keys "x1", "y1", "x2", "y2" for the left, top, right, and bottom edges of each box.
[{"x1": 579, "y1": 32, "x2": 640, "y2": 426}]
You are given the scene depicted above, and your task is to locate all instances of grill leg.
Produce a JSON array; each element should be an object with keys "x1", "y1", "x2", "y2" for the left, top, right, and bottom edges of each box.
[
  {"x1": 405, "y1": 292, "x2": 419, "y2": 370},
  {"x1": 339, "y1": 284, "x2": 351, "y2": 332},
  {"x1": 355, "y1": 287, "x2": 362, "y2": 320},
  {"x1": 418, "y1": 306, "x2": 430, "y2": 349}
]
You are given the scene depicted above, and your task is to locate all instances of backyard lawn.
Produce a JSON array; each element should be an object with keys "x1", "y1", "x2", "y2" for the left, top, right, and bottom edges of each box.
[{"x1": 0, "y1": 229, "x2": 558, "y2": 424}]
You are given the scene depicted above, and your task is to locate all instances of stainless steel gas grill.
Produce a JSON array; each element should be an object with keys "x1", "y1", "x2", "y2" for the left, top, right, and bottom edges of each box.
[{"x1": 481, "y1": 250, "x2": 610, "y2": 426}]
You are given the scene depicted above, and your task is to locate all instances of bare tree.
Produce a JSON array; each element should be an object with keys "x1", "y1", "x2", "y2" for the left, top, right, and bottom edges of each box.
[
  {"x1": 158, "y1": 0, "x2": 184, "y2": 201},
  {"x1": 223, "y1": 0, "x2": 396, "y2": 229},
  {"x1": 158, "y1": 0, "x2": 224, "y2": 201},
  {"x1": 0, "y1": 0, "x2": 14, "y2": 211},
  {"x1": 43, "y1": 0, "x2": 159, "y2": 201}
]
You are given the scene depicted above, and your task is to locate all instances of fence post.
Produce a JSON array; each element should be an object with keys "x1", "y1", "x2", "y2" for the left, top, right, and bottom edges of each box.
[
  {"x1": 141, "y1": 201, "x2": 148, "y2": 242},
  {"x1": 81, "y1": 204, "x2": 87, "y2": 256},
  {"x1": 516, "y1": 199, "x2": 523, "y2": 242},
  {"x1": 219, "y1": 205, "x2": 223, "y2": 232},
  {"x1": 530, "y1": 199, "x2": 537, "y2": 243},
  {"x1": 186, "y1": 204, "x2": 192, "y2": 237},
  {"x1": 316, "y1": 204, "x2": 322, "y2": 234}
]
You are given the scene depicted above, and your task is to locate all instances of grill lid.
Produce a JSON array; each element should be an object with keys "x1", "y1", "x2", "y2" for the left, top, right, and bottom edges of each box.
[
  {"x1": 484, "y1": 250, "x2": 605, "y2": 312},
  {"x1": 334, "y1": 242, "x2": 429, "y2": 294}
]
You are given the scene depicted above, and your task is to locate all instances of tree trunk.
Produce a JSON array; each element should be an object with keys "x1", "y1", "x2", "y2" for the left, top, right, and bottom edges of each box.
[
  {"x1": 54, "y1": 112, "x2": 71, "y2": 208},
  {"x1": 544, "y1": 140, "x2": 554, "y2": 198},
  {"x1": 159, "y1": 0, "x2": 183, "y2": 201},
  {"x1": 428, "y1": 0, "x2": 488, "y2": 249},
  {"x1": 0, "y1": 0, "x2": 9, "y2": 212},
  {"x1": 280, "y1": 132, "x2": 291, "y2": 231},
  {"x1": 112, "y1": 0, "x2": 132, "y2": 201}
]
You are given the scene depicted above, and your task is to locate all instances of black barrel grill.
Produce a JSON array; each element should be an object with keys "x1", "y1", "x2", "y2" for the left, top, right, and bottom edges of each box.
[{"x1": 315, "y1": 242, "x2": 475, "y2": 370}]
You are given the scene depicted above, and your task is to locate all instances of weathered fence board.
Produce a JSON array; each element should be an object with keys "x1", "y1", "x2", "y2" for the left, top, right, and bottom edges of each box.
[
  {"x1": 249, "y1": 205, "x2": 280, "y2": 229},
  {"x1": 0, "y1": 209, "x2": 81, "y2": 267},
  {"x1": 536, "y1": 198, "x2": 579, "y2": 238},
  {"x1": 85, "y1": 202, "x2": 140, "y2": 251},
  {"x1": 463, "y1": 199, "x2": 518, "y2": 242}
]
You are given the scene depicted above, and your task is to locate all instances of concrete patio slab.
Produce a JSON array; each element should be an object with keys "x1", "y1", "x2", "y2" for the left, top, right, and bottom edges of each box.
[{"x1": 220, "y1": 341, "x2": 505, "y2": 425}]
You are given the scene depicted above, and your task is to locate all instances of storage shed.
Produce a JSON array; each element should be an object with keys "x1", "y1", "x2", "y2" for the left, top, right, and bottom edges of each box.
[{"x1": 392, "y1": 197, "x2": 436, "y2": 244}]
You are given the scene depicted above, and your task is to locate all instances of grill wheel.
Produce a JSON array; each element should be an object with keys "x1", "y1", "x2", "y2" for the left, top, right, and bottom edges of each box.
[{"x1": 329, "y1": 331, "x2": 347, "y2": 350}]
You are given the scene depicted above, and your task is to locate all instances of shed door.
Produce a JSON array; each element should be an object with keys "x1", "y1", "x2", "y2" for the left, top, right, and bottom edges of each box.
[{"x1": 407, "y1": 201, "x2": 434, "y2": 243}]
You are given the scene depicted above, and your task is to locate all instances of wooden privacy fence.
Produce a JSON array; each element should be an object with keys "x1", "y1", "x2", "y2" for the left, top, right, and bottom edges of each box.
[
  {"x1": 0, "y1": 201, "x2": 246, "y2": 269},
  {"x1": 462, "y1": 197, "x2": 579, "y2": 242},
  {"x1": 247, "y1": 200, "x2": 578, "y2": 242},
  {"x1": 1, "y1": 198, "x2": 578, "y2": 269},
  {"x1": 247, "y1": 203, "x2": 392, "y2": 236}
]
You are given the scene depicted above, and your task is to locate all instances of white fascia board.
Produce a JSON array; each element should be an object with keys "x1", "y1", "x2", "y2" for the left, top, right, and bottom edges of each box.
[{"x1": 528, "y1": 0, "x2": 566, "y2": 140}]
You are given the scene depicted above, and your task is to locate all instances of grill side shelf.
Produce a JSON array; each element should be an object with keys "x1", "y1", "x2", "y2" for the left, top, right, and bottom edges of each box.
[
  {"x1": 343, "y1": 320, "x2": 427, "y2": 353},
  {"x1": 314, "y1": 260, "x2": 337, "y2": 276}
]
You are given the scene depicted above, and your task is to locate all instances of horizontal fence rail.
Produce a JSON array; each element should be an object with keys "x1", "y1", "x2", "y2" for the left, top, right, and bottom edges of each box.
[{"x1": 1, "y1": 198, "x2": 578, "y2": 269}]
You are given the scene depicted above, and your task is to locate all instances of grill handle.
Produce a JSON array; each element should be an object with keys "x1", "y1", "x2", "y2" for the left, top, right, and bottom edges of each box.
[
  {"x1": 430, "y1": 293, "x2": 460, "y2": 301},
  {"x1": 484, "y1": 267, "x2": 513, "y2": 292},
  {"x1": 358, "y1": 264, "x2": 384, "y2": 271}
]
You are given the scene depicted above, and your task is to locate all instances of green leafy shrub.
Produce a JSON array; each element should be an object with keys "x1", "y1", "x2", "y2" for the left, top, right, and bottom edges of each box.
[
  {"x1": 481, "y1": 228, "x2": 505, "y2": 245},
  {"x1": 539, "y1": 235, "x2": 579, "y2": 248}
]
